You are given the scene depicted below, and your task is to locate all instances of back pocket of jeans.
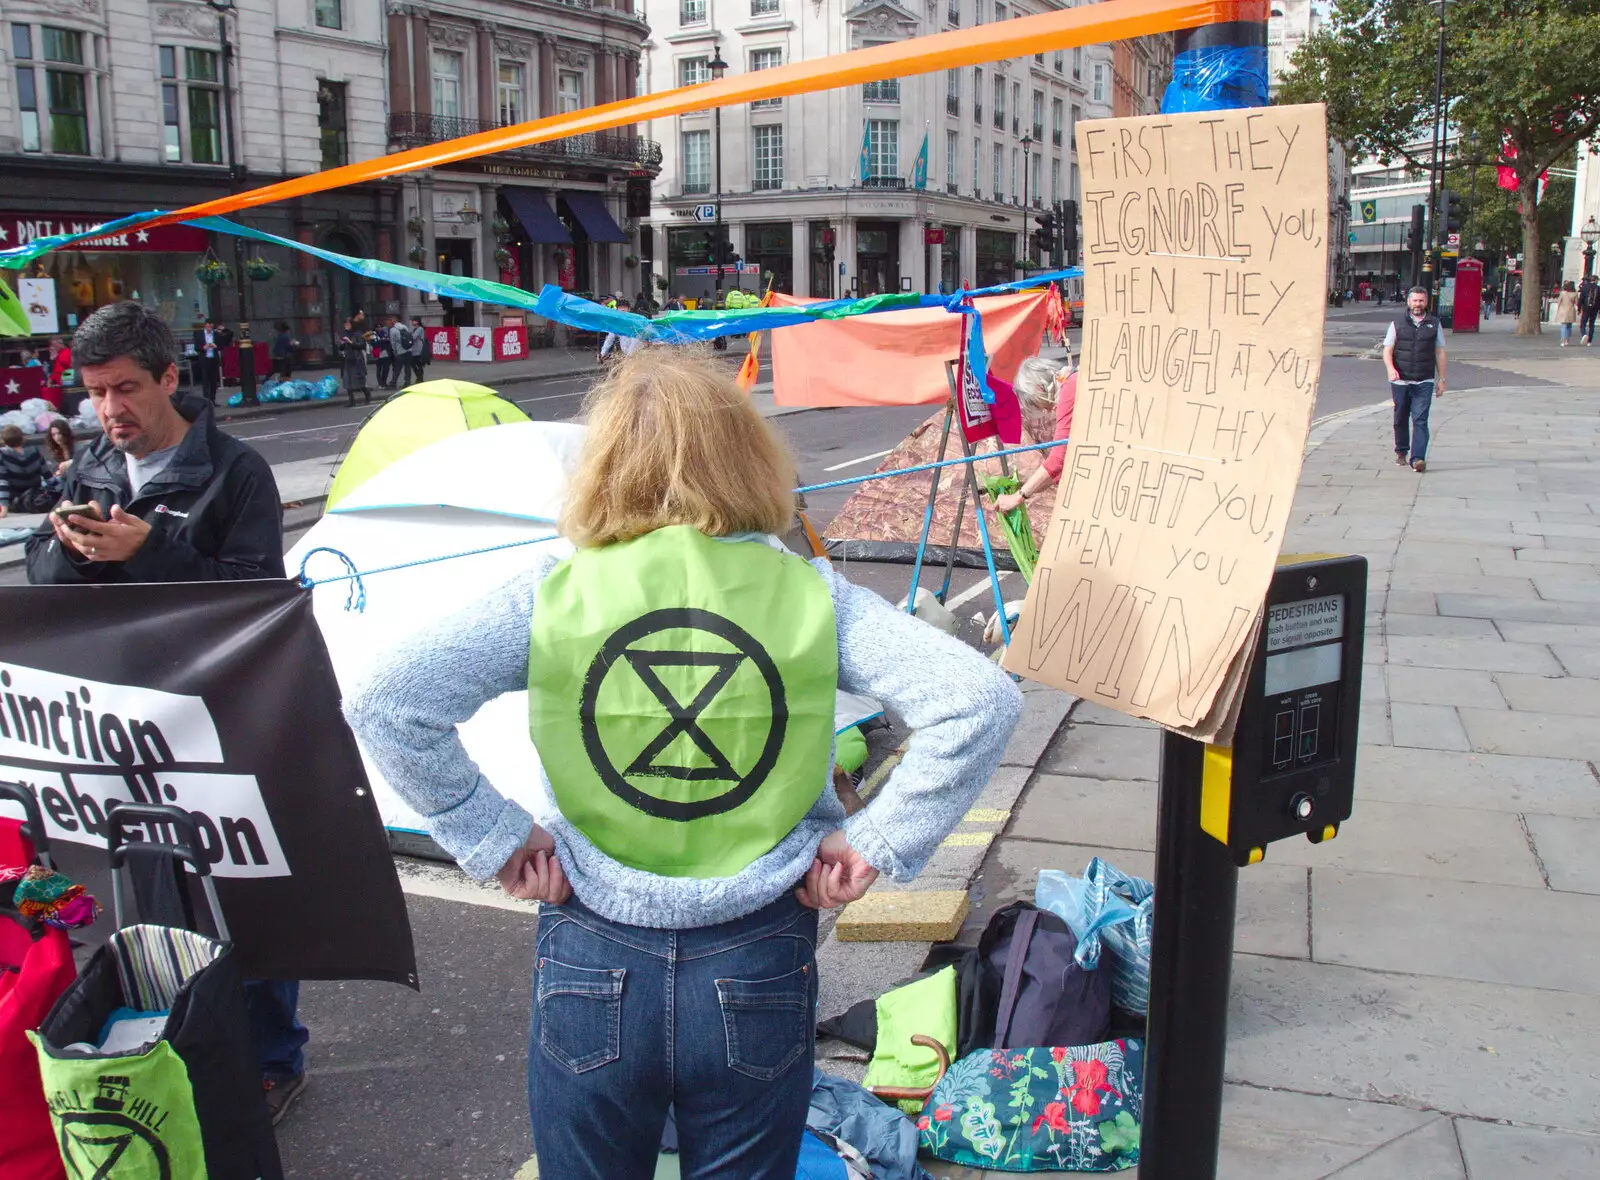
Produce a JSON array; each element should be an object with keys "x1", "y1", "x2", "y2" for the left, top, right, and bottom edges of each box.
[
  {"x1": 715, "y1": 964, "x2": 811, "y2": 1082},
  {"x1": 537, "y1": 957, "x2": 624, "y2": 1074}
]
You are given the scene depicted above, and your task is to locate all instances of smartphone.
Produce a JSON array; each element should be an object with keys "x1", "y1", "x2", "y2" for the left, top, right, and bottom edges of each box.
[{"x1": 53, "y1": 503, "x2": 103, "y2": 532}]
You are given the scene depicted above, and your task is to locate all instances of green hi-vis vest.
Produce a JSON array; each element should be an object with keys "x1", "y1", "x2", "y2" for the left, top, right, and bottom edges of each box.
[{"x1": 529, "y1": 526, "x2": 838, "y2": 878}]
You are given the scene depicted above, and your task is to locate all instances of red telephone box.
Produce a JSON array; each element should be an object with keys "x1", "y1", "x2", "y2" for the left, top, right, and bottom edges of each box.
[{"x1": 1453, "y1": 259, "x2": 1483, "y2": 333}]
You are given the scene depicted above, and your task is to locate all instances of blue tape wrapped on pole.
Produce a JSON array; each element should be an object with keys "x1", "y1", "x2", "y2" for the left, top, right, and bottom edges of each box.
[{"x1": 1161, "y1": 21, "x2": 1269, "y2": 113}]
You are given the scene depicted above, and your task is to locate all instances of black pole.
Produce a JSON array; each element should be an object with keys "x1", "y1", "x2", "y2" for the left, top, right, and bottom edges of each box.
[
  {"x1": 1424, "y1": 3, "x2": 1446, "y2": 308},
  {"x1": 1142, "y1": 14, "x2": 1266, "y2": 1180},
  {"x1": 214, "y1": 2, "x2": 255, "y2": 404},
  {"x1": 713, "y1": 104, "x2": 724, "y2": 302},
  {"x1": 1141, "y1": 733, "x2": 1240, "y2": 1178}
]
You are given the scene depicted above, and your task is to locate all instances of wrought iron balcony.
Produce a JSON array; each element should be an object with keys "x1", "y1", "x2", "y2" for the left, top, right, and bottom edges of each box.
[
  {"x1": 861, "y1": 176, "x2": 906, "y2": 189},
  {"x1": 946, "y1": 94, "x2": 960, "y2": 116},
  {"x1": 388, "y1": 112, "x2": 663, "y2": 172},
  {"x1": 863, "y1": 80, "x2": 901, "y2": 103}
]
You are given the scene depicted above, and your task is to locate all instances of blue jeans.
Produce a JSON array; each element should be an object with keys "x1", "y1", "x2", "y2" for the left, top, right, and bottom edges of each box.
[
  {"x1": 1561, "y1": 322, "x2": 1574, "y2": 343},
  {"x1": 246, "y1": 979, "x2": 309, "y2": 1080},
  {"x1": 1391, "y1": 380, "x2": 1434, "y2": 462},
  {"x1": 529, "y1": 895, "x2": 819, "y2": 1180}
]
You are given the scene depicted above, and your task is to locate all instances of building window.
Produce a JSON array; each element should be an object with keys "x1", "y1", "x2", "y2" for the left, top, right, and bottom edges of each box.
[
  {"x1": 1071, "y1": 161, "x2": 1080, "y2": 202},
  {"x1": 13, "y1": 25, "x2": 39, "y2": 152},
  {"x1": 973, "y1": 67, "x2": 982, "y2": 123},
  {"x1": 17, "y1": 25, "x2": 92, "y2": 156},
  {"x1": 1050, "y1": 157, "x2": 1061, "y2": 204},
  {"x1": 992, "y1": 73, "x2": 1004, "y2": 130},
  {"x1": 992, "y1": 143, "x2": 1003, "y2": 202},
  {"x1": 1011, "y1": 147, "x2": 1018, "y2": 204},
  {"x1": 1012, "y1": 81, "x2": 1021, "y2": 135},
  {"x1": 750, "y1": 48, "x2": 782, "y2": 109},
  {"x1": 1030, "y1": 153, "x2": 1042, "y2": 207},
  {"x1": 432, "y1": 49, "x2": 463, "y2": 118},
  {"x1": 1092, "y1": 62, "x2": 1107, "y2": 103},
  {"x1": 947, "y1": 0, "x2": 960, "y2": 27},
  {"x1": 1031, "y1": 89, "x2": 1044, "y2": 141},
  {"x1": 946, "y1": 68, "x2": 959, "y2": 117},
  {"x1": 157, "y1": 44, "x2": 221, "y2": 164},
  {"x1": 184, "y1": 50, "x2": 221, "y2": 164},
  {"x1": 681, "y1": 0, "x2": 707, "y2": 25},
  {"x1": 682, "y1": 128, "x2": 711, "y2": 193},
  {"x1": 319, "y1": 79, "x2": 347, "y2": 168},
  {"x1": 751, "y1": 0, "x2": 780, "y2": 14},
  {"x1": 972, "y1": 135, "x2": 981, "y2": 196},
  {"x1": 680, "y1": 56, "x2": 710, "y2": 87},
  {"x1": 558, "y1": 70, "x2": 584, "y2": 114},
  {"x1": 314, "y1": 0, "x2": 342, "y2": 29},
  {"x1": 994, "y1": 2, "x2": 1006, "y2": 20},
  {"x1": 1051, "y1": 97, "x2": 1063, "y2": 146},
  {"x1": 1053, "y1": 50, "x2": 1063, "y2": 74},
  {"x1": 865, "y1": 118, "x2": 898, "y2": 179},
  {"x1": 1070, "y1": 104, "x2": 1079, "y2": 146},
  {"x1": 498, "y1": 61, "x2": 525, "y2": 125},
  {"x1": 862, "y1": 47, "x2": 899, "y2": 104},
  {"x1": 753, "y1": 124, "x2": 783, "y2": 190},
  {"x1": 945, "y1": 129, "x2": 958, "y2": 191},
  {"x1": 1073, "y1": 47, "x2": 1083, "y2": 81}
]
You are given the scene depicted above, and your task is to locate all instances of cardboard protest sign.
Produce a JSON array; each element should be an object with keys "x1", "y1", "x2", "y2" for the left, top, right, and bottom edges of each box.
[{"x1": 1004, "y1": 104, "x2": 1328, "y2": 741}]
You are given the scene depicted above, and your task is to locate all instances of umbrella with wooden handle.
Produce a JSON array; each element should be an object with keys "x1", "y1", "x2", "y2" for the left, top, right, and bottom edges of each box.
[{"x1": 867, "y1": 1035, "x2": 952, "y2": 1104}]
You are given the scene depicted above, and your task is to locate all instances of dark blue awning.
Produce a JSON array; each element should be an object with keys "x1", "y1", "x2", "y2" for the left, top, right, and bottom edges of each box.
[
  {"x1": 561, "y1": 190, "x2": 628, "y2": 243},
  {"x1": 504, "y1": 188, "x2": 571, "y2": 245}
]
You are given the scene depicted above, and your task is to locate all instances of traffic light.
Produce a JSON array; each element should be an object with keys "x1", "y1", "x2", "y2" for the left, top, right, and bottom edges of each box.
[
  {"x1": 1033, "y1": 210, "x2": 1056, "y2": 262},
  {"x1": 1441, "y1": 189, "x2": 1463, "y2": 238},
  {"x1": 1061, "y1": 199, "x2": 1080, "y2": 266},
  {"x1": 701, "y1": 234, "x2": 716, "y2": 264},
  {"x1": 1407, "y1": 205, "x2": 1425, "y2": 254}
]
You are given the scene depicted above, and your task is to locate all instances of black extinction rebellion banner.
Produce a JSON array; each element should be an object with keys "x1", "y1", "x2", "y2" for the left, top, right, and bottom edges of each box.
[{"x1": 0, "y1": 578, "x2": 416, "y2": 986}]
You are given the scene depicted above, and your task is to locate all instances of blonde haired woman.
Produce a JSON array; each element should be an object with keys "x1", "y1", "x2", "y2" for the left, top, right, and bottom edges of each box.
[
  {"x1": 345, "y1": 348, "x2": 1022, "y2": 1180},
  {"x1": 993, "y1": 355, "x2": 1077, "y2": 515}
]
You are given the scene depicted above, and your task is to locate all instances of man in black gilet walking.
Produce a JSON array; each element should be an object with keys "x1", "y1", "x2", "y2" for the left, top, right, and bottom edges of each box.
[{"x1": 1382, "y1": 286, "x2": 1447, "y2": 473}]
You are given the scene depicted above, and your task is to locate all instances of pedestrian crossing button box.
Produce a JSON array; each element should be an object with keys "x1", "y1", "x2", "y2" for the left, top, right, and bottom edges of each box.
[{"x1": 1200, "y1": 555, "x2": 1367, "y2": 867}]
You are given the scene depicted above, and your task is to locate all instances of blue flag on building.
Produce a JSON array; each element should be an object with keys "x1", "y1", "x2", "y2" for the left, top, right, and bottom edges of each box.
[
  {"x1": 911, "y1": 132, "x2": 929, "y2": 190},
  {"x1": 858, "y1": 122, "x2": 873, "y2": 184}
]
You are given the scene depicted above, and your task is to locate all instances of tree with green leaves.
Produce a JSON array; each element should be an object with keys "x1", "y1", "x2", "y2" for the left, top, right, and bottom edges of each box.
[{"x1": 1277, "y1": 0, "x2": 1600, "y2": 333}]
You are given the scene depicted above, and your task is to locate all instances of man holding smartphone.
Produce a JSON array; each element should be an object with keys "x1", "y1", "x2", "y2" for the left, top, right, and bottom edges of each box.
[{"x1": 25, "y1": 302, "x2": 310, "y2": 1125}]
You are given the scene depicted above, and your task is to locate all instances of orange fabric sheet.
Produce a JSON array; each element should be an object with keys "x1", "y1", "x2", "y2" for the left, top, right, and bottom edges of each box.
[
  {"x1": 768, "y1": 291, "x2": 1050, "y2": 408},
  {"x1": 132, "y1": 0, "x2": 1264, "y2": 230}
]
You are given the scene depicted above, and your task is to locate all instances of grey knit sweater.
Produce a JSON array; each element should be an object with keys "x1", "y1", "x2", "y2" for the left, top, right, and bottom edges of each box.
[{"x1": 343, "y1": 536, "x2": 1023, "y2": 930}]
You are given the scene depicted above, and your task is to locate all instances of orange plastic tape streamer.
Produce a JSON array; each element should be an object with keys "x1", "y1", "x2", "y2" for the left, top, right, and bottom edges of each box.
[{"x1": 142, "y1": 0, "x2": 1264, "y2": 230}]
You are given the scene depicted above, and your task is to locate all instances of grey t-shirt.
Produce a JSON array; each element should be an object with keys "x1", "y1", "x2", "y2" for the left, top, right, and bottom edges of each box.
[
  {"x1": 1383, "y1": 316, "x2": 1446, "y2": 352},
  {"x1": 125, "y1": 444, "x2": 180, "y2": 498}
]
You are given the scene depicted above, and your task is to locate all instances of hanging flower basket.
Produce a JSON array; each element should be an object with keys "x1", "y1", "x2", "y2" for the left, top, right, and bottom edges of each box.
[
  {"x1": 493, "y1": 247, "x2": 517, "y2": 271},
  {"x1": 194, "y1": 258, "x2": 232, "y2": 285},
  {"x1": 243, "y1": 257, "x2": 280, "y2": 281},
  {"x1": 406, "y1": 215, "x2": 425, "y2": 235},
  {"x1": 552, "y1": 246, "x2": 572, "y2": 266},
  {"x1": 491, "y1": 213, "x2": 513, "y2": 240},
  {"x1": 408, "y1": 244, "x2": 427, "y2": 264},
  {"x1": 458, "y1": 203, "x2": 481, "y2": 224},
  {"x1": 623, "y1": 254, "x2": 639, "y2": 268}
]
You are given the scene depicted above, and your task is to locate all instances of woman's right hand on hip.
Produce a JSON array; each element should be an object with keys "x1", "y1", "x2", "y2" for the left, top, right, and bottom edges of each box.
[
  {"x1": 497, "y1": 824, "x2": 572, "y2": 905},
  {"x1": 795, "y1": 830, "x2": 879, "y2": 909}
]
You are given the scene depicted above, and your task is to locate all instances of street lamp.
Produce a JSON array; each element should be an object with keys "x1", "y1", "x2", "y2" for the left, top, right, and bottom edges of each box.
[
  {"x1": 1021, "y1": 133, "x2": 1033, "y2": 265},
  {"x1": 206, "y1": 0, "x2": 255, "y2": 403},
  {"x1": 1582, "y1": 216, "x2": 1599, "y2": 279},
  {"x1": 708, "y1": 46, "x2": 729, "y2": 308}
]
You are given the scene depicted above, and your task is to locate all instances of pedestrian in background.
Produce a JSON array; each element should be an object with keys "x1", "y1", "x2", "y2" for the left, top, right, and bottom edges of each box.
[
  {"x1": 1579, "y1": 275, "x2": 1600, "y2": 344},
  {"x1": 44, "y1": 335, "x2": 72, "y2": 393},
  {"x1": 0, "y1": 424, "x2": 51, "y2": 516},
  {"x1": 270, "y1": 321, "x2": 297, "y2": 381},
  {"x1": 339, "y1": 318, "x2": 370, "y2": 407},
  {"x1": 191, "y1": 319, "x2": 232, "y2": 404},
  {"x1": 43, "y1": 418, "x2": 79, "y2": 490},
  {"x1": 405, "y1": 316, "x2": 429, "y2": 385},
  {"x1": 371, "y1": 319, "x2": 395, "y2": 390},
  {"x1": 388, "y1": 317, "x2": 414, "y2": 388},
  {"x1": 1555, "y1": 280, "x2": 1579, "y2": 346},
  {"x1": 1383, "y1": 286, "x2": 1446, "y2": 473}
]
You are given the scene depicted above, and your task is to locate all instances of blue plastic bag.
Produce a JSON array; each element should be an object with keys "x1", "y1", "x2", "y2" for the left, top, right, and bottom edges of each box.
[{"x1": 1036, "y1": 858, "x2": 1154, "y2": 1015}]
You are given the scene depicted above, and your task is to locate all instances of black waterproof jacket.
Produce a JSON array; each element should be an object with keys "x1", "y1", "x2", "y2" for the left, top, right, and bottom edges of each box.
[{"x1": 25, "y1": 393, "x2": 284, "y2": 584}]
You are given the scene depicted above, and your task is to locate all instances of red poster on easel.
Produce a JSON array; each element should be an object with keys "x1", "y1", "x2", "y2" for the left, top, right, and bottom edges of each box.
[{"x1": 952, "y1": 313, "x2": 1024, "y2": 445}]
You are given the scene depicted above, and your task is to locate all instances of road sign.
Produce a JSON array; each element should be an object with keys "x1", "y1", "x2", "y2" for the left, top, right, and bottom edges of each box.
[
  {"x1": 1360, "y1": 199, "x2": 1377, "y2": 224},
  {"x1": 692, "y1": 204, "x2": 717, "y2": 223},
  {"x1": 1447, "y1": 232, "x2": 1461, "y2": 247}
]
